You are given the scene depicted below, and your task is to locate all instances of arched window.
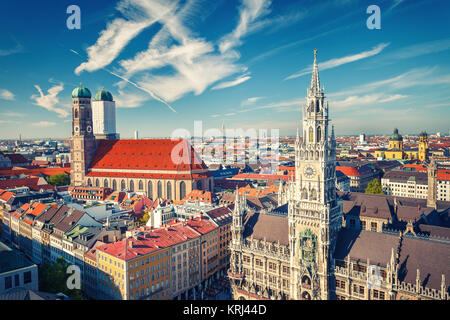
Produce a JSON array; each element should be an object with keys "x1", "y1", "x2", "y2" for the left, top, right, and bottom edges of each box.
[
  {"x1": 196, "y1": 180, "x2": 202, "y2": 190},
  {"x1": 95, "y1": 179, "x2": 99, "y2": 187},
  {"x1": 139, "y1": 180, "x2": 143, "y2": 190},
  {"x1": 121, "y1": 180, "x2": 126, "y2": 191},
  {"x1": 167, "y1": 182, "x2": 172, "y2": 200},
  {"x1": 148, "y1": 181, "x2": 153, "y2": 199},
  {"x1": 112, "y1": 180, "x2": 117, "y2": 190},
  {"x1": 157, "y1": 181, "x2": 162, "y2": 198},
  {"x1": 209, "y1": 180, "x2": 212, "y2": 192},
  {"x1": 316, "y1": 126, "x2": 321, "y2": 142},
  {"x1": 74, "y1": 109, "x2": 78, "y2": 118},
  {"x1": 129, "y1": 180, "x2": 134, "y2": 192},
  {"x1": 87, "y1": 178, "x2": 92, "y2": 187},
  {"x1": 301, "y1": 188, "x2": 308, "y2": 199},
  {"x1": 310, "y1": 189, "x2": 317, "y2": 200},
  {"x1": 104, "y1": 179, "x2": 108, "y2": 188},
  {"x1": 180, "y1": 181, "x2": 186, "y2": 200},
  {"x1": 309, "y1": 127, "x2": 313, "y2": 143}
]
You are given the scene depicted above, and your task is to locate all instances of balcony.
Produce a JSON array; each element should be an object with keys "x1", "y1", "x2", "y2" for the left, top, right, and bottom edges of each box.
[{"x1": 227, "y1": 269, "x2": 244, "y2": 280}]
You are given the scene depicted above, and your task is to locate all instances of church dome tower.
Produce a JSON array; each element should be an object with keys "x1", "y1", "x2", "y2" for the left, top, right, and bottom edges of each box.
[
  {"x1": 91, "y1": 88, "x2": 119, "y2": 140},
  {"x1": 70, "y1": 84, "x2": 96, "y2": 186}
]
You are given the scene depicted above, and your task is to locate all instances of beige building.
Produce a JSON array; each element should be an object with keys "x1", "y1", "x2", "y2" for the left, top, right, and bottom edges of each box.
[{"x1": 227, "y1": 50, "x2": 449, "y2": 301}]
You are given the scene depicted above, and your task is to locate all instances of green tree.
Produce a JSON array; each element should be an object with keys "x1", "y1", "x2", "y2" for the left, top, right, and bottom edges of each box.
[
  {"x1": 365, "y1": 178, "x2": 384, "y2": 195},
  {"x1": 139, "y1": 210, "x2": 150, "y2": 225},
  {"x1": 47, "y1": 173, "x2": 70, "y2": 186},
  {"x1": 38, "y1": 257, "x2": 83, "y2": 300}
]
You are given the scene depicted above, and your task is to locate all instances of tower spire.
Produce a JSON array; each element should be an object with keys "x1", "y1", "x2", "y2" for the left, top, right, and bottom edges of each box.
[{"x1": 310, "y1": 48, "x2": 321, "y2": 95}]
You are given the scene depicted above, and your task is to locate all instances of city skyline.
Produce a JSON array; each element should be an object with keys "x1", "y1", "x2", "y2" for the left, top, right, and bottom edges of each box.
[{"x1": 0, "y1": 0, "x2": 449, "y2": 139}]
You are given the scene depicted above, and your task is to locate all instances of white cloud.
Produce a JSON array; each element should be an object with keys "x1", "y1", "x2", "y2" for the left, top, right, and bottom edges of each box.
[
  {"x1": 331, "y1": 93, "x2": 407, "y2": 109},
  {"x1": 114, "y1": 89, "x2": 149, "y2": 108},
  {"x1": 285, "y1": 43, "x2": 390, "y2": 80},
  {"x1": 329, "y1": 67, "x2": 450, "y2": 98},
  {"x1": 73, "y1": 0, "x2": 279, "y2": 107},
  {"x1": 75, "y1": 0, "x2": 175, "y2": 75},
  {"x1": 384, "y1": 38, "x2": 450, "y2": 60},
  {"x1": 0, "y1": 112, "x2": 24, "y2": 117},
  {"x1": 241, "y1": 96, "x2": 264, "y2": 106},
  {"x1": 211, "y1": 74, "x2": 251, "y2": 90},
  {"x1": 219, "y1": 0, "x2": 272, "y2": 54},
  {"x1": 0, "y1": 89, "x2": 15, "y2": 101},
  {"x1": 32, "y1": 121, "x2": 57, "y2": 127},
  {"x1": 31, "y1": 83, "x2": 69, "y2": 118}
]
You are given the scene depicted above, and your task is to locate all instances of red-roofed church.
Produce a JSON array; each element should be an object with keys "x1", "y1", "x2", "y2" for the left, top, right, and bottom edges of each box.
[{"x1": 69, "y1": 86, "x2": 213, "y2": 201}]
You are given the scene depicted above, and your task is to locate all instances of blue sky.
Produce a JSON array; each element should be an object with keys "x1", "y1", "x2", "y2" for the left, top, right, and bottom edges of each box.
[{"x1": 0, "y1": 0, "x2": 449, "y2": 139}]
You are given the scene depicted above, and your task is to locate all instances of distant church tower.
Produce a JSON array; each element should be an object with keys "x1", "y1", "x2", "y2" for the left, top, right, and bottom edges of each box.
[
  {"x1": 91, "y1": 89, "x2": 119, "y2": 140},
  {"x1": 287, "y1": 49, "x2": 342, "y2": 300},
  {"x1": 427, "y1": 158, "x2": 437, "y2": 208},
  {"x1": 70, "y1": 85, "x2": 96, "y2": 186},
  {"x1": 418, "y1": 131, "x2": 429, "y2": 162}
]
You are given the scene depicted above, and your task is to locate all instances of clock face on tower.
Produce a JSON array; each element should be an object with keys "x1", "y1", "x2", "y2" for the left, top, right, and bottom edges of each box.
[{"x1": 303, "y1": 165, "x2": 316, "y2": 178}]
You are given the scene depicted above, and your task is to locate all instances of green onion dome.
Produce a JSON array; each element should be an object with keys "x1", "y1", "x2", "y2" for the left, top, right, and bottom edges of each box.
[
  {"x1": 94, "y1": 88, "x2": 113, "y2": 101},
  {"x1": 72, "y1": 85, "x2": 91, "y2": 99}
]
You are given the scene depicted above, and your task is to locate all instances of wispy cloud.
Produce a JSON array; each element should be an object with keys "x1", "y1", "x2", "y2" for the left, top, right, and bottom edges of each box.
[
  {"x1": 285, "y1": 43, "x2": 390, "y2": 80},
  {"x1": 241, "y1": 96, "x2": 264, "y2": 106},
  {"x1": 114, "y1": 89, "x2": 149, "y2": 108},
  {"x1": 0, "y1": 39, "x2": 23, "y2": 56},
  {"x1": 211, "y1": 74, "x2": 251, "y2": 90},
  {"x1": 0, "y1": 112, "x2": 24, "y2": 117},
  {"x1": 329, "y1": 67, "x2": 450, "y2": 98},
  {"x1": 0, "y1": 120, "x2": 22, "y2": 125},
  {"x1": 75, "y1": 0, "x2": 276, "y2": 107},
  {"x1": 0, "y1": 89, "x2": 15, "y2": 101},
  {"x1": 219, "y1": 0, "x2": 272, "y2": 54},
  {"x1": 425, "y1": 102, "x2": 450, "y2": 109},
  {"x1": 74, "y1": 0, "x2": 174, "y2": 75},
  {"x1": 331, "y1": 93, "x2": 407, "y2": 109},
  {"x1": 32, "y1": 121, "x2": 57, "y2": 127},
  {"x1": 30, "y1": 83, "x2": 69, "y2": 118},
  {"x1": 382, "y1": 38, "x2": 450, "y2": 60}
]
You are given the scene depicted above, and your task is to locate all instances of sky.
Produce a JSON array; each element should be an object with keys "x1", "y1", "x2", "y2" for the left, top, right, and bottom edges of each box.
[{"x1": 0, "y1": 0, "x2": 449, "y2": 139}]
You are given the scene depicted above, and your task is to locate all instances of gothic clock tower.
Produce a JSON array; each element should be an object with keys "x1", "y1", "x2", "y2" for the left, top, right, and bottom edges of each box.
[
  {"x1": 70, "y1": 85, "x2": 96, "y2": 186},
  {"x1": 287, "y1": 49, "x2": 342, "y2": 300}
]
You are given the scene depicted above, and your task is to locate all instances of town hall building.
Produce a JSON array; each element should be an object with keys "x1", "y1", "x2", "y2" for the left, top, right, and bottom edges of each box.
[{"x1": 227, "y1": 50, "x2": 449, "y2": 301}]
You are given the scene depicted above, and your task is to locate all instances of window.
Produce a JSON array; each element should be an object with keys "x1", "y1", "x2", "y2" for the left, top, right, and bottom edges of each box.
[
  {"x1": 139, "y1": 180, "x2": 143, "y2": 190},
  {"x1": 371, "y1": 222, "x2": 377, "y2": 232},
  {"x1": 167, "y1": 182, "x2": 172, "y2": 199},
  {"x1": 148, "y1": 181, "x2": 153, "y2": 198},
  {"x1": 157, "y1": 181, "x2": 162, "y2": 198},
  {"x1": 14, "y1": 274, "x2": 20, "y2": 286},
  {"x1": 180, "y1": 181, "x2": 186, "y2": 199},
  {"x1": 4, "y1": 276, "x2": 12, "y2": 290},
  {"x1": 268, "y1": 262, "x2": 277, "y2": 272},
  {"x1": 130, "y1": 180, "x2": 134, "y2": 192},
  {"x1": 361, "y1": 220, "x2": 366, "y2": 230}
]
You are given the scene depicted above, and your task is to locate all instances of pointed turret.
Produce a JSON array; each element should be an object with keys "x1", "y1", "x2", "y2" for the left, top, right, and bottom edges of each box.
[{"x1": 309, "y1": 48, "x2": 322, "y2": 96}]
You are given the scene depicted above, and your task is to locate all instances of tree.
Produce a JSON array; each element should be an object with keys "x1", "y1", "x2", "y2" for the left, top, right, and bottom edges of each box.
[
  {"x1": 38, "y1": 257, "x2": 83, "y2": 300},
  {"x1": 47, "y1": 173, "x2": 70, "y2": 186},
  {"x1": 365, "y1": 178, "x2": 384, "y2": 195},
  {"x1": 139, "y1": 210, "x2": 150, "y2": 225}
]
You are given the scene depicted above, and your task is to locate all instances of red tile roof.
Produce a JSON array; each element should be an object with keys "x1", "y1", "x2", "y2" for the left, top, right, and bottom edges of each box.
[
  {"x1": 89, "y1": 139, "x2": 209, "y2": 173},
  {"x1": 178, "y1": 190, "x2": 212, "y2": 204},
  {"x1": 336, "y1": 166, "x2": 360, "y2": 177},
  {"x1": 0, "y1": 167, "x2": 70, "y2": 178},
  {"x1": 5, "y1": 153, "x2": 30, "y2": 164},
  {"x1": 437, "y1": 169, "x2": 450, "y2": 181},
  {"x1": 0, "y1": 177, "x2": 55, "y2": 192},
  {"x1": 0, "y1": 190, "x2": 16, "y2": 202}
]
